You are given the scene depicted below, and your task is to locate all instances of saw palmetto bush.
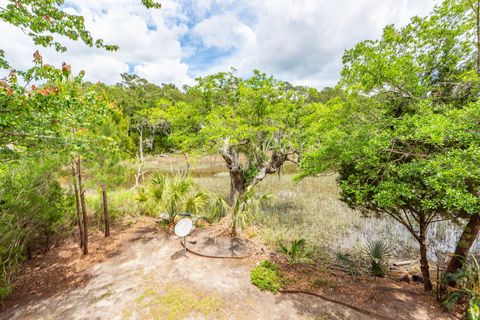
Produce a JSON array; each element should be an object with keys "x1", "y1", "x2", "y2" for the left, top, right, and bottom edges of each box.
[
  {"x1": 443, "y1": 255, "x2": 480, "y2": 320},
  {"x1": 365, "y1": 240, "x2": 392, "y2": 277},
  {"x1": 138, "y1": 174, "x2": 209, "y2": 225},
  {"x1": 279, "y1": 239, "x2": 315, "y2": 265},
  {"x1": 211, "y1": 186, "x2": 269, "y2": 236},
  {"x1": 229, "y1": 187, "x2": 270, "y2": 236}
]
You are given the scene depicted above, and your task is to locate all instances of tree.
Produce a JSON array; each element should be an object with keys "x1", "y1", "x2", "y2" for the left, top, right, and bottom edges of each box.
[
  {"x1": 0, "y1": 0, "x2": 160, "y2": 69},
  {"x1": 168, "y1": 70, "x2": 313, "y2": 203},
  {"x1": 0, "y1": 157, "x2": 71, "y2": 301},
  {"x1": 443, "y1": 0, "x2": 480, "y2": 276},
  {"x1": 300, "y1": 0, "x2": 480, "y2": 291},
  {"x1": 87, "y1": 106, "x2": 130, "y2": 237}
]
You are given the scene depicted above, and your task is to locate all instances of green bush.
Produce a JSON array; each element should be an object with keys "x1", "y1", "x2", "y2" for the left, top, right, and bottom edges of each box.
[
  {"x1": 87, "y1": 188, "x2": 142, "y2": 225},
  {"x1": 251, "y1": 261, "x2": 283, "y2": 294},
  {"x1": 0, "y1": 285, "x2": 11, "y2": 304},
  {"x1": 442, "y1": 255, "x2": 480, "y2": 319},
  {"x1": 137, "y1": 174, "x2": 209, "y2": 225},
  {"x1": 279, "y1": 239, "x2": 315, "y2": 265},
  {"x1": 0, "y1": 158, "x2": 72, "y2": 303},
  {"x1": 365, "y1": 240, "x2": 391, "y2": 277}
]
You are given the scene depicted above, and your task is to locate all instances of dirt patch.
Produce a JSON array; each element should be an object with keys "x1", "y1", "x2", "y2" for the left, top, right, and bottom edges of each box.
[
  {"x1": 0, "y1": 220, "x2": 459, "y2": 320},
  {"x1": 0, "y1": 217, "x2": 158, "y2": 313},
  {"x1": 272, "y1": 254, "x2": 458, "y2": 320},
  {"x1": 185, "y1": 231, "x2": 254, "y2": 257},
  {"x1": 0, "y1": 223, "x2": 370, "y2": 320}
]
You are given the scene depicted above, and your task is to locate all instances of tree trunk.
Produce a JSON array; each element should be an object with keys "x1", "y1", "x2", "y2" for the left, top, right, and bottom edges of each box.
[
  {"x1": 102, "y1": 185, "x2": 111, "y2": 237},
  {"x1": 76, "y1": 158, "x2": 89, "y2": 255},
  {"x1": 419, "y1": 221, "x2": 433, "y2": 291},
  {"x1": 71, "y1": 164, "x2": 83, "y2": 248},
  {"x1": 229, "y1": 171, "x2": 247, "y2": 204},
  {"x1": 135, "y1": 127, "x2": 145, "y2": 187},
  {"x1": 44, "y1": 226, "x2": 49, "y2": 253},
  {"x1": 476, "y1": 0, "x2": 480, "y2": 72},
  {"x1": 447, "y1": 214, "x2": 480, "y2": 274},
  {"x1": 26, "y1": 245, "x2": 32, "y2": 260}
]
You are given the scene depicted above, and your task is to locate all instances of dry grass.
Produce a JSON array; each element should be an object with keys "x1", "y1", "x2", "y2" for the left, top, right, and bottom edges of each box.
[
  {"x1": 109, "y1": 154, "x2": 469, "y2": 262},
  {"x1": 125, "y1": 155, "x2": 361, "y2": 255}
]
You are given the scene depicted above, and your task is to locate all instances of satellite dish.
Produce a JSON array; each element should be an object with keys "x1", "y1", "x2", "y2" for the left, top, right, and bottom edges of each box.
[{"x1": 174, "y1": 218, "x2": 193, "y2": 237}]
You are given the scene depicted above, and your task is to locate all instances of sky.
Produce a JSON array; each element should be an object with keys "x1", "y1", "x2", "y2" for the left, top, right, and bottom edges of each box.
[{"x1": 0, "y1": 0, "x2": 436, "y2": 89}]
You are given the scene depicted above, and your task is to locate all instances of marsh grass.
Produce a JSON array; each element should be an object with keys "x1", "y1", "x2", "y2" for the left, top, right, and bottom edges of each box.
[
  {"x1": 93, "y1": 154, "x2": 477, "y2": 262},
  {"x1": 102, "y1": 155, "x2": 361, "y2": 253}
]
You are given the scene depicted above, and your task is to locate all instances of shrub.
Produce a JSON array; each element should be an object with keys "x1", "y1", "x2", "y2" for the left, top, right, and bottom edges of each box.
[
  {"x1": 0, "y1": 285, "x2": 11, "y2": 304},
  {"x1": 224, "y1": 187, "x2": 269, "y2": 236},
  {"x1": 251, "y1": 261, "x2": 283, "y2": 294},
  {"x1": 336, "y1": 252, "x2": 362, "y2": 280},
  {"x1": 279, "y1": 239, "x2": 315, "y2": 265},
  {"x1": 205, "y1": 196, "x2": 228, "y2": 223},
  {"x1": 0, "y1": 158, "x2": 72, "y2": 303},
  {"x1": 87, "y1": 189, "x2": 142, "y2": 226},
  {"x1": 442, "y1": 255, "x2": 480, "y2": 319},
  {"x1": 365, "y1": 240, "x2": 392, "y2": 277},
  {"x1": 138, "y1": 174, "x2": 209, "y2": 225}
]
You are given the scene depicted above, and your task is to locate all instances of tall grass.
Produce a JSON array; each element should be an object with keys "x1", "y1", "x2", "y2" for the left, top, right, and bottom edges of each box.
[
  {"x1": 126, "y1": 155, "x2": 359, "y2": 250},
  {"x1": 86, "y1": 189, "x2": 143, "y2": 228},
  {"x1": 90, "y1": 155, "x2": 478, "y2": 263}
]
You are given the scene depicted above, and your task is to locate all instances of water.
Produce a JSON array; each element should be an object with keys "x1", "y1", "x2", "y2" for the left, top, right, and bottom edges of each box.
[{"x1": 340, "y1": 215, "x2": 480, "y2": 264}]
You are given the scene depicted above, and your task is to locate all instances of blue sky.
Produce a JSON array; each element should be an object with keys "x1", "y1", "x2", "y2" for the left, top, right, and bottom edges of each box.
[{"x1": 0, "y1": 0, "x2": 436, "y2": 88}]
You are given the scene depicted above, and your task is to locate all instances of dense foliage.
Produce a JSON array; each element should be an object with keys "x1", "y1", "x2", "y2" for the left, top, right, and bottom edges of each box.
[
  {"x1": 1, "y1": 1, "x2": 479, "y2": 317},
  {"x1": 301, "y1": 0, "x2": 480, "y2": 291}
]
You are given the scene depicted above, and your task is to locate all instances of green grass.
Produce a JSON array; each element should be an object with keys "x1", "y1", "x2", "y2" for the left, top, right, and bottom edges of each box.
[{"x1": 134, "y1": 284, "x2": 223, "y2": 320}]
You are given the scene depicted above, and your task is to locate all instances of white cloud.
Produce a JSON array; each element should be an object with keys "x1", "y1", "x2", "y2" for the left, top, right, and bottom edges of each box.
[
  {"x1": 0, "y1": 0, "x2": 436, "y2": 88},
  {"x1": 191, "y1": 14, "x2": 256, "y2": 49},
  {"x1": 0, "y1": 0, "x2": 190, "y2": 85},
  {"x1": 194, "y1": 0, "x2": 435, "y2": 88}
]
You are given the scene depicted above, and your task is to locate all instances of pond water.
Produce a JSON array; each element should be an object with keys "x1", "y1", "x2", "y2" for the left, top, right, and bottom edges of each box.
[{"x1": 340, "y1": 215, "x2": 480, "y2": 264}]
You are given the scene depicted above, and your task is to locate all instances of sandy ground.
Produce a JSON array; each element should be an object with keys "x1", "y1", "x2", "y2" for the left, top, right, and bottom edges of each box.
[{"x1": 0, "y1": 225, "x2": 370, "y2": 320}]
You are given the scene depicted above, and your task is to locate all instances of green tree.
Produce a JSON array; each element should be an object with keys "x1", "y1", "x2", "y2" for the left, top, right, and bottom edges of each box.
[
  {"x1": 87, "y1": 105, "x2": 130, "y2": 237},
  {"x1": 168, "y1": 70, "x2": 314, "y2": 203},
  {"x1": 0, "y1": 157, "x2": 72, "y2": 302},
  {"x1": 0, "y1": 0, "x2": 160, "y2": 68},
  {"x1": 301, "y1": 0, "x2": 480, "y2": 291}
]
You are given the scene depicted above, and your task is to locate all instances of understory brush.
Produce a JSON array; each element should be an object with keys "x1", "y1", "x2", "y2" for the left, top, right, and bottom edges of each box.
[
  {"x1": 0, "y1": 158, "x2": 73, "y2": 303},
  {"x1": 365, "y1": 240, "x2": 392, "y2": 277},
  {"x1": 335, "y1": 240, "x2": 392, "y2": 279},
  {"x1": 442, "y1": 255, "x2": 480, "y2": 319},
  {"x1": 336, "y1": 252, "x2": 363, "y2": 280},
  {"x1": 136, "y1": 174, "x2": 211, "y2": 226},
  {"x1": 87, "y1": 189, "x2": 142, "y2": 226},
  {"x1": 279, "y1": 239, "x2": 315, "y2": 265}
]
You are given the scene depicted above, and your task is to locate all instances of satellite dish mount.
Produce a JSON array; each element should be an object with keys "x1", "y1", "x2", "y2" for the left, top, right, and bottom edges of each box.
[{"x1": 174, "y1": 218, "x2": 193, "y2": 256}]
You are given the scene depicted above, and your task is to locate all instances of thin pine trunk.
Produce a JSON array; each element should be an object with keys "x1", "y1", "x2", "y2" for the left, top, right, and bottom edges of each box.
[
  {"x1": 71, "y1": 164, "x2": 84, "y2": 248},
  {"x1": 76, "y1": 158, "x2": 88, "y2": 255},
  {"x1": 102, "y1": 185, "x2": 111, "y2": 237}
]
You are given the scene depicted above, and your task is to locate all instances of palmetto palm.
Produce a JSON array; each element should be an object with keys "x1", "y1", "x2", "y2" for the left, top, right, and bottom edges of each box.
[{"x1": 149, "y1": 174, "x2": 209, "y2": 225}]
